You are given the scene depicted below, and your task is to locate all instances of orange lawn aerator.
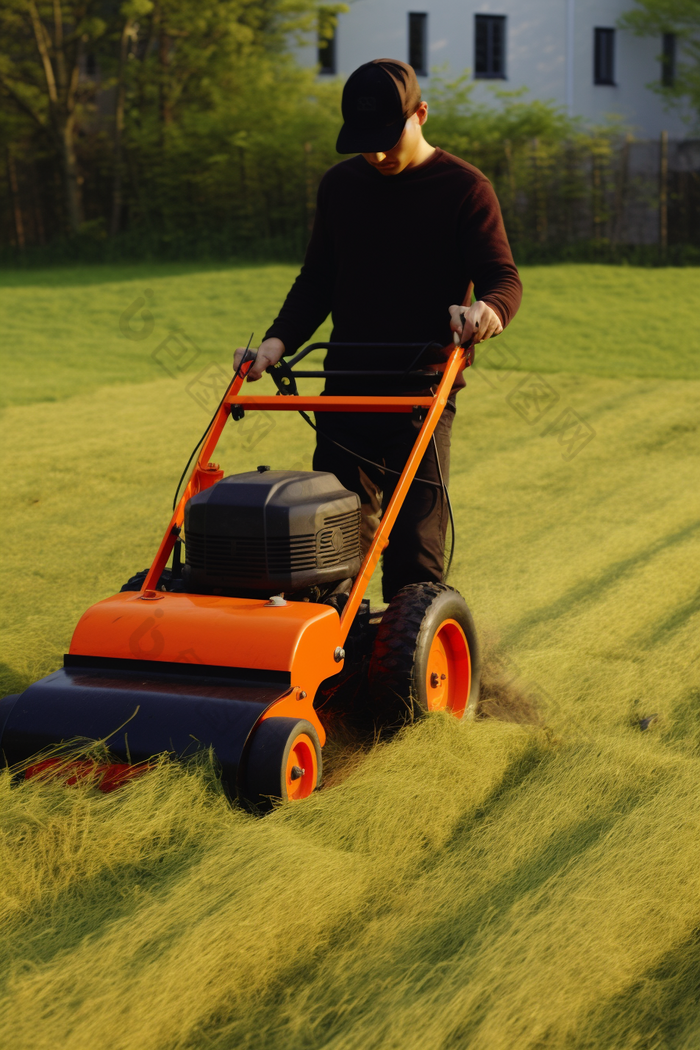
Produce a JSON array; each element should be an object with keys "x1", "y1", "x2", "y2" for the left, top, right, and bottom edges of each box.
[{"x1": 0, "y1": 337, "x2": 481, "y2": 809}]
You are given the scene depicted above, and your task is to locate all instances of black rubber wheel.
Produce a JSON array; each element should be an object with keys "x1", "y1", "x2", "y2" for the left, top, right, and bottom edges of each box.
[
  {"x1": 120, "y1": 568, "x2": 172, "y2": 592},
  {"x1": 368, "y1": 582, "x2": 481, "y2": 727},
  {"x1": 241, "y1": 717, "x2": 322, "y2": 812}
]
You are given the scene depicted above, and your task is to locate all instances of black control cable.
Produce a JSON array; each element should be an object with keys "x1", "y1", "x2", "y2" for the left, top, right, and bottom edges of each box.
[
  {"x1": 171, "y1": 334, "x2": 254, "y2": 511},
  {"x1": 291, "y1": 329, "x2": 470, "y2": 580},
  {"x1": 297, "y1": 409, "x2": 455, "y2": 581}
]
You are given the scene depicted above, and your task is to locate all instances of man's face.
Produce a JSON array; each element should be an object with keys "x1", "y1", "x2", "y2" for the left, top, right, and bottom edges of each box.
[{"x1": 362, "y1": 102, "x2": 429, "y2": 175}]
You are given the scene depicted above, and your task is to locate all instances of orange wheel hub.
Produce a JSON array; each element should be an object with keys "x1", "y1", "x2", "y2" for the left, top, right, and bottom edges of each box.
[
  {"x1": 425, "y1": 619, "x2": 471, "y2": 718},
  {"x1": 285, "y1": 733, "x2": 318, "y2": 800}
]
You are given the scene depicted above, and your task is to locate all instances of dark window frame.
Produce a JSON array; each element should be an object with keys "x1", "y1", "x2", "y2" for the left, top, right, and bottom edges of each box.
[
  {"x1": 408, "y1": 12, "x2": 428, "y2": 76},
  {"x1": 594, "y1": 27, "x2": 616, "y2": 86},
  {"x1": 474, "y1": 14, "x2": 506, "y2": 80},
  {"x1": 661, "y1": 32, "x2": 676, "y2": 88},
  {"x1": 318, "y1": 8, "x2": 337, "y2": 76}
]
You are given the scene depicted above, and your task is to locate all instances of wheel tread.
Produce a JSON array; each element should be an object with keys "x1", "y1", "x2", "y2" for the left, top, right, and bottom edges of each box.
[{"x1": 369, "y1": 583, "x2": 470, "y2": 724}]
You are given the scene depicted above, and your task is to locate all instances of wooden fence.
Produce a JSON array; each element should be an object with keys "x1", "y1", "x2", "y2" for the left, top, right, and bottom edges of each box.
[{"x1": 490, "y1": 135, "x2": 700, "y2": 254}]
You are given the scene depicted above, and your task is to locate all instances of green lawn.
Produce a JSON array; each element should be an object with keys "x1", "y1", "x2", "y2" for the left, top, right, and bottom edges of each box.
[
  {"x1": 2, "y1": 262, "x2": 698, "y2": 409},
  {"x1": 1, "y1": 263, "x2": 700, "y2": 1050}
]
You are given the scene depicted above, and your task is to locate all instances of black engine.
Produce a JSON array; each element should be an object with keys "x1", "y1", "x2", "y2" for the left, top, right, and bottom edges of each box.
[{"x1": 182, "y1": 469, "x2": 362, "y2": 598}]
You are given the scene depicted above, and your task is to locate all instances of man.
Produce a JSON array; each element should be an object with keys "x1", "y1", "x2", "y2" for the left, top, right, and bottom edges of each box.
[{"x1": 235, "y1": 58, "x2": 522, "y2": 602}]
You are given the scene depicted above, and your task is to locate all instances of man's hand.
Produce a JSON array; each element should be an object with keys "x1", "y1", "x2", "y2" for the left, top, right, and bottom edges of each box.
[
  {"x1": 233, "y1": 337, "x2": 286, "y2": 382},
  {"x1": 449, "y1": 301, "x2": 503, "y2": 346}
]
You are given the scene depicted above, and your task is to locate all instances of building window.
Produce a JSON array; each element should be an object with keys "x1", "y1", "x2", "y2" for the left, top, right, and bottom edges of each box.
[
  {"x1": 661, "y1": 32, "x2": 676, "y2": 87},
  {"x1": 408, "y1": 13, "x2": 428, "y2": 75},
  {"x1": 475, "y1": 15, "x2": 506, "y2": 79},
  {"x1": 318, "y1": 8, "x2": 337, "y2": 75},
  {"x1": 594, "y1": 27, "x2": 615, "y2": 85}
]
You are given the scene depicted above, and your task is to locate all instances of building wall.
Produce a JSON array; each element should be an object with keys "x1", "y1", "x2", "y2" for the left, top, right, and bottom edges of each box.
[{"x1": 297, "y1": 0, "x2": 689, "y2": 137}]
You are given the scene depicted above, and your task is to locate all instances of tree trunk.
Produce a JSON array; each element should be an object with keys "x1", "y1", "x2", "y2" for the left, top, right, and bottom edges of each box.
[
  {"x1": 32, "y1": 162, "x2": 47, "y2": 244},
  {"x1": 159, "y1": 31, "x2": 172, "y2": 127},
  {"x1": 57, "y1": 114, "x2": 83, "y2": 234},
  {"x1": 6, "y1": 149, "x2": 26, "y2": 249},
  {"x1": 23, "y1": 0, "x2": 84, "y2": 234},
  {"x1": 111, "y1": 18, "x2": 133, "y2": 237}
]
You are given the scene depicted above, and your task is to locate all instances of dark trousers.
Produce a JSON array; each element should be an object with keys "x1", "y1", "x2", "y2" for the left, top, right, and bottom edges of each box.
[{"x1": 312, "y1": 403, "x2": 455, "y2": 602}]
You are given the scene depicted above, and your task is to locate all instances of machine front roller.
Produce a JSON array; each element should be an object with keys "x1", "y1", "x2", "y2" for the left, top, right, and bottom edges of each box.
[
  {"x1": 242, "y1": 717, "x2": 322, "y2": 811},
  {"x1": 369, "y1": 583, "x2": 481, "y2": 726}
]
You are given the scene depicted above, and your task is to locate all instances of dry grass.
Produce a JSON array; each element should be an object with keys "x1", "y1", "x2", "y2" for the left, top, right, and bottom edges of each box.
[
  {"x1": 1, "y1": 264, "x2": 700, "y2": 1050},
  {"x1": 477, "y1": 641, "x2": 545, "y2": 725}
]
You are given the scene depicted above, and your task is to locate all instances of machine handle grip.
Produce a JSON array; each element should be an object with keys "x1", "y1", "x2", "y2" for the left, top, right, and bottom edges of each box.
[
  {"x1": 239, "y1": 347, "x2": 257, "y2": 372},
  {"x1": 452, "y1": 312, "x2": 476, "y2": 367}
]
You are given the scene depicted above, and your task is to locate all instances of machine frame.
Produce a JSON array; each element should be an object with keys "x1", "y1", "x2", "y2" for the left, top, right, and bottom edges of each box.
[{"x1": 1, "y1": 340, "x2": 472, "y2": 806}]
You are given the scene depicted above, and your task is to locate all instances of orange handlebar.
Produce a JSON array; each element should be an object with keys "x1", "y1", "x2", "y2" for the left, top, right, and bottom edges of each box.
[{"x1": 143, "y1": 344, "x2": 467, "y2": 596}]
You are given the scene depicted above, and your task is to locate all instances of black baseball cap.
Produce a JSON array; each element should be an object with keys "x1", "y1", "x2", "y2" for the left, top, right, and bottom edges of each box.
[{"x1": 336, "y1": 59, "x2": 422, "y2": 154}]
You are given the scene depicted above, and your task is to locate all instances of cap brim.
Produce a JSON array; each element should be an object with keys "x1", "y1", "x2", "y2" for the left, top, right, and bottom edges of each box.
[{"x1": 336, "y1": 116, "x2": 405, "y2": 154}]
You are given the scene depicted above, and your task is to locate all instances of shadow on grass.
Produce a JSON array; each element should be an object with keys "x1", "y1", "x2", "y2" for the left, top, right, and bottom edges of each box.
[
  {"x1": 661, "y1": 687, "x2": 700, "y2": 755},
  {"x1": 0, "y1": 841, "x2": 202, "y2": 993},
  {"x1": 582, "y1": 928, "x2": 700, "y2": 1050},
  {"x1": 501, "y1": 518, "x2": 700, "y2": 649},
  {"x1": 633, "y1": 585, "x2": 700, "y2": 650},
  {"x1": 0, "y1": 752, "x2": 237, "y2": 989},
  {"x1": 186, "y1": 740, "x2": 672, "y2": 1050}
]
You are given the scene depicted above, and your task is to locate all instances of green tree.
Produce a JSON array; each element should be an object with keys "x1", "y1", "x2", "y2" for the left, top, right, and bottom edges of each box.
[
  {"x1": 618, "y1": 0, "x2": 700, "y2": 124},
  {"x1": 0, "y1": 1, "x2": 108, "y2": 233},
  {"x1": 0, "y1": 0, "x2": 326, "y2": 237},
  {"x1": 102, "y1": 0, "x2": 342, "y2": 235},
  {"x1": 101, "y1": 0, "x2": 343, "y2": 242},
  {"x1": 426, "y1": 71, "x2": 575, "y2": 159}
]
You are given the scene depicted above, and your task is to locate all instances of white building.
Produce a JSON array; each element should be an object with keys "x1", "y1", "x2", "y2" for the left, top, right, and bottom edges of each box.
[{"x1": 299, "y1": 0, "x2": 689, "y2": 137}]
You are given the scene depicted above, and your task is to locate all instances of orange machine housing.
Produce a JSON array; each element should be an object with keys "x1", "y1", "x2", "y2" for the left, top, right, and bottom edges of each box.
[{"x1": 68, "y1": 591, "x2": 342, "y2": 743}]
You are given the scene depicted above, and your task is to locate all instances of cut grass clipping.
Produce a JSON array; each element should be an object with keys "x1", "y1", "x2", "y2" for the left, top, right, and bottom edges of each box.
[{"x1": 1, "y1": 263, "x2": 700, "y2": 1050}]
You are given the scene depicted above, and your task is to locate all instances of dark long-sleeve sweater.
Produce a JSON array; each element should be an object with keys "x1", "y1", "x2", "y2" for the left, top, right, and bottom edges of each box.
[{"x1": 264, "y1": 148, "x2": 522, "y2": 393}]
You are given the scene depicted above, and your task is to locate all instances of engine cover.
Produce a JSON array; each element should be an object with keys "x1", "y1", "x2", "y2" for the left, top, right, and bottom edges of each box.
[{"x1": 183, "y1": 470, "x2": 362, "y2": 596}]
